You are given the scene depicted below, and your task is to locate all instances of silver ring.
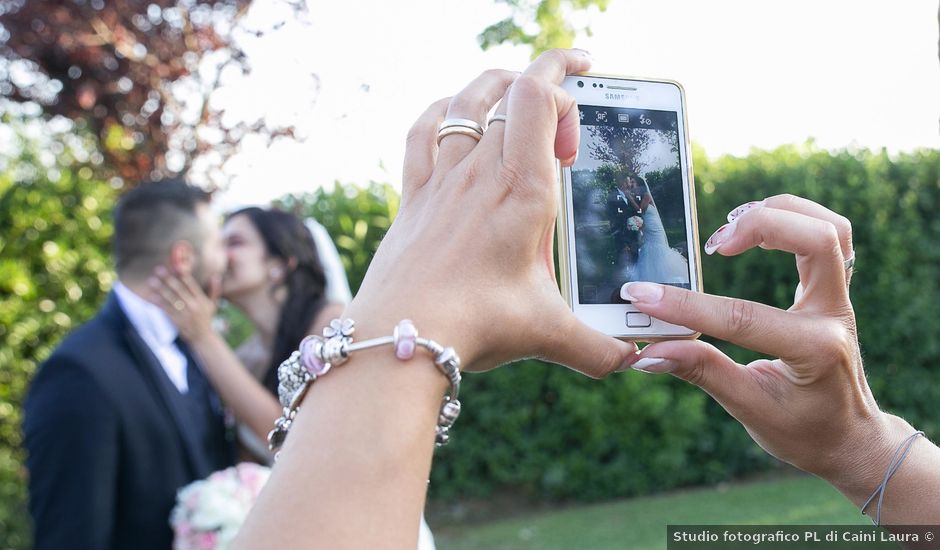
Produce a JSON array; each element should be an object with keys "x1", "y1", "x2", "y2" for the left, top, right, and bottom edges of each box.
[
  {"x1": 487, "y1": 114, "x2": 507, "y2": 127},
  {"x1": 844, "y1": 255, "x2": 855, "y2": 271},
  {"x1": 439, "y1": 118, "x2": 484, "y2": 135},
  {"x1": 437, "y1": 126, "x2": 483, "y2": 145},
  {"x1": 173, "y1": 300, "x2": 185, "y2": 311}
]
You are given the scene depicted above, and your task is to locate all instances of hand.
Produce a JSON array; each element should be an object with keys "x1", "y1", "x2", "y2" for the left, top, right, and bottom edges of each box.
[
  {"x1": 148, "y1": 266, "x2": 221, "y2": 344},
  {"x1": 621, "y1": 194, "x2": 897, "y2": 483},
  {"x1": 344, "y1": 48, "x2": 638, "y2": 377}
]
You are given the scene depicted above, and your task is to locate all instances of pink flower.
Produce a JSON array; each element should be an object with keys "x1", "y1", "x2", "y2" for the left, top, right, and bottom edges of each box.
[
  {"x1": 197, "y1": 531, "x2": 218, "y2": 550},
  {"x1": 170, "y1": 463, "x2": 272, "y2": 550}
]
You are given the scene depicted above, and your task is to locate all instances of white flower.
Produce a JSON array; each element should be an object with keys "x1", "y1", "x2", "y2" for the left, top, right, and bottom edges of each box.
[{"x1": 170, "y1": 463, "x2": 271, "y2": 550}]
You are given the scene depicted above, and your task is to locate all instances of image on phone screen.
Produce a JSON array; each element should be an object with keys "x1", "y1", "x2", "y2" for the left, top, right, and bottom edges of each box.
[{"x1": 572, "y1": 105, "x2": 691, "y2": 305}]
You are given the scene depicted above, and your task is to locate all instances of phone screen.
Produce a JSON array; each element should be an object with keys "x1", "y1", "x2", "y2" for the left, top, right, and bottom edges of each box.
[{"x1": 572, "y1": 104, "x2": 692, "y2": 305}]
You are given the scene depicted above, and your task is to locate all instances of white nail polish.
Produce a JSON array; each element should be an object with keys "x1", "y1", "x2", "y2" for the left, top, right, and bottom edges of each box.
[
  {"x1": 703, "y1": 221, "x2": 737, "y2": 255},
  {"x1": 620, "y1": 284, "x2": 637, "y2": 302},
  {"x1": 726, "y1": 200, "x2": 765, "y2": 223},
  {"x1": 632, "y1": 358, "x2": 666, "y2": 371}
]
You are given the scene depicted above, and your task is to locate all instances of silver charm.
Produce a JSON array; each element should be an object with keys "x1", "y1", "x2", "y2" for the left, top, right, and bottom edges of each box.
[
  {"x1": 277, "y1": 351, "x2": 310, "y2": 408},
  {"x1": 439, "y1": 399, "x2": 461, "y2": 426},
  {"x1": 324, "y1": 318, "x2": 355, "y2": 339}
]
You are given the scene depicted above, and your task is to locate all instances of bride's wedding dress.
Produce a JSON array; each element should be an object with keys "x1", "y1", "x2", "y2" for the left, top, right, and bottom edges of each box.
[{"x1": 634, "y1": 203, "x2": 689, "y2": 285}]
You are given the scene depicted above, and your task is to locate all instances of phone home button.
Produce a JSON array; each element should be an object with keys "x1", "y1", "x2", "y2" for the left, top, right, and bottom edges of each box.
[{"x1": 626, "y1": 312, "x2": 652, "y2": 328}]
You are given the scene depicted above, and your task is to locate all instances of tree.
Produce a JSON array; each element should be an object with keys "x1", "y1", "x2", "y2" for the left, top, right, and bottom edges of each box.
[
  {"x1": 0, "y1": 0, "x2": 309, "y2": 186},
  {"x1": 479, "y1": 0, "x2": 609, "y2": 57},
  {"x1": 587, "y1": 125, "x2": 652, "y2": 175}
]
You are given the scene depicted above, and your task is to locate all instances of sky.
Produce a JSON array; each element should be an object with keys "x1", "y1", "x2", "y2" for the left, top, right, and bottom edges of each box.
[{"x1": 214, "y1": 0, "x2": 940, "y2": 210}]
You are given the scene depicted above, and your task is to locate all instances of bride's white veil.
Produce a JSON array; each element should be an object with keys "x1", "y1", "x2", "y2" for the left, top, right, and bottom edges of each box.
[{"x1": 305, "y1": 218, "x2": 353, "y2": 303}]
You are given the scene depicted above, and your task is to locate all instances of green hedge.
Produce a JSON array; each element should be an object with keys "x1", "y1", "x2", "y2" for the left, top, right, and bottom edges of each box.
[
  {"x1": 0, "y1": 113, "x2": 117, "y2": 549},
  {"x1": 3, "y1": 142, "x2": 939, "y2": 548}
]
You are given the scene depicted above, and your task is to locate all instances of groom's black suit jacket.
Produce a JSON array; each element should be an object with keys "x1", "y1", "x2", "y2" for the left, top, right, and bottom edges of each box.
[{"x1": 24, "y1": 293, "x2": 233, "y2": 550}]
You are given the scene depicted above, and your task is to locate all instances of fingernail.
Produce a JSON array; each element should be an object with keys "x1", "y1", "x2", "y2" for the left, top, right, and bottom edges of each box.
[
  {"x1": 572, "y1": 48, "x2": 592, "y2": 60},
  {"x1": 631, "y1": 357, "x2": 677, "y2": 374},
  {"x1": 726, "y1": 200, "x2": 765, "y2": 222},
  {"x1": 561, "y1": 151, "x2": 578, "y2": 166},
  {"x1": 620, "y1": 282, "x2": 664, "y2": 304},
  {"x1": 704, "y1": 222, "x2": 737, "y2": 255}
]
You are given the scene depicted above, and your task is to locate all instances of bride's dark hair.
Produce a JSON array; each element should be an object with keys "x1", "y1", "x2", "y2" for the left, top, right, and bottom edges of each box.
[{"x1": 227, "y1": 207, "x2": 328, "y2": 395}]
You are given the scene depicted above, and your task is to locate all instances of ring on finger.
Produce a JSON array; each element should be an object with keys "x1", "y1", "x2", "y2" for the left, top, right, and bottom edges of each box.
[
  {"x1": 173, "y1": 300, "x2": 185, "y2": 311},
  {"x1": 844, "y1": 254, "x2": 855, "y2": 272},
  {"x1": 439, "y1": 118, "x2": 484, "y2": 135},
  {"x1": 437, "y1": 126, "x2": 483, "y2": 145},
  {"x1": 487, "y1": 114, "x2": 507, "y2": 127}
]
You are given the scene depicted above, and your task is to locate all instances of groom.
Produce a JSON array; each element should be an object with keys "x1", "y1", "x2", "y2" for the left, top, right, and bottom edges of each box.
[{"x1": 24, "y1": 180, "x2": 234, "y2": 550}]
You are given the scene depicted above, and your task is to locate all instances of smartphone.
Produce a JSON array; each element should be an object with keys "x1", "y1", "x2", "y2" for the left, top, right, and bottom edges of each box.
[{"x1": 556, "y1": 74, "x2": 702, "y2": 340}]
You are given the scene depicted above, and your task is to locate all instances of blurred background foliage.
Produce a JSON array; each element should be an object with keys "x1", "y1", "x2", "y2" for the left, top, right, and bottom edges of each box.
[{"x1": 0, "y1": 107, "x2": 119, "y2": 549}]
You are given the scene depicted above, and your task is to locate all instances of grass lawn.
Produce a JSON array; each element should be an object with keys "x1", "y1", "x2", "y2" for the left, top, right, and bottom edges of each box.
[{"x1": 431, "y1": 475, "x2": 868, "y2": 549}]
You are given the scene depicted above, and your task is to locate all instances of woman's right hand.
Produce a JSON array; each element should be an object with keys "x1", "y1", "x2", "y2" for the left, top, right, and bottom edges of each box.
[
  {"x1": 621, "y1": 195, "x2": 917, "y2": 506},
  {"x1": 148, "y1": 266, "x2": 221, "y2": 345}
]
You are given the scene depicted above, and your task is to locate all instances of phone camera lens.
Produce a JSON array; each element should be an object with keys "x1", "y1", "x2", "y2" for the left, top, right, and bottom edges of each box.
[{"x1": 577, "y1": 81, "x2": 584, "y2": 88}]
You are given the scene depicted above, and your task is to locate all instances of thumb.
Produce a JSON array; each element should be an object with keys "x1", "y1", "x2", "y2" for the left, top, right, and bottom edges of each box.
[
  {"x1": 629, "y1": 339, "x2": 756, "y2": 409},
  {"x1": 543, "y1": 311, "x2": 639, "y2": 379}
]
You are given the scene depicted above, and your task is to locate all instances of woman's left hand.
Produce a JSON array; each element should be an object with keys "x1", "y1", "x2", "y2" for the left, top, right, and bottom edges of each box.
[
  {"x1": 148, "y1": 266, "x2": 221, "y2": 344},
  {"x1": 344, "y1": 48, "x2": 638, "y2": 377}
]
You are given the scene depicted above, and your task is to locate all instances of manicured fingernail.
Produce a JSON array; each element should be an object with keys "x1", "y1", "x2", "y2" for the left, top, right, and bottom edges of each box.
[
  {"x1": 631, "y1": 357, "x2": 676, "y2": 374},
  {"x1": 704, "y1": 222, "x2": 737, "y2": 255},
  {"x1": 620, "y1": 282, "x2": 664, "y2": 304},
  {"x1": 726, "y1": 200, "x2": 765, "y2": 222}
]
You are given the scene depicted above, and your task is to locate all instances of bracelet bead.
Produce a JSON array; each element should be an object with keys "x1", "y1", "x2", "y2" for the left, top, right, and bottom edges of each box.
[
  {"x1": 299, "y1": 336, "x2": 329, "y2": 376},
  {"x1": 394, "y1": 320, "x2": 418, "y2": 360}
]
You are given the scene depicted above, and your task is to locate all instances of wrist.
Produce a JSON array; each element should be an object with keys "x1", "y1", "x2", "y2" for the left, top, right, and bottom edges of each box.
[
  {"x1": 816, "y1": 411, "x2": 914, "y2": 506},
  {"x1": 269, "y1": 307, "x2": 464, "y2": 454},
  {"x1": 186, "y1": 325, "x2": 224, "y2": 350},
  {"x1": 343, "y1": 297, "x2": 480, "y2": 370}
]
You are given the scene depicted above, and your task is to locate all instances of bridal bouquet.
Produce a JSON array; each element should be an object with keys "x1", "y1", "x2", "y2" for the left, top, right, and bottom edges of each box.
[
  {"x1": 627, "y1": 215, "x2": 644, "y2": 231},
  {"x1": 170, "y1": 462, "x2": 271, "y2": 550}
]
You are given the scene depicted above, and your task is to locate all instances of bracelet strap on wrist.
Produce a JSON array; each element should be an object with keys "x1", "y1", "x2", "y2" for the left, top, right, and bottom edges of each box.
[
  {"x1": 267, "y1": 318, "x2": 462, "y2": 457},
  {"x1": 860, "y1": 430, "x2": 924, "y2": 526}
]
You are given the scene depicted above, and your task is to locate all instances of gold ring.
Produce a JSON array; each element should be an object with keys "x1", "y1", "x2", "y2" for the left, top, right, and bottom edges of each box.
[{"x1": 437, "y1": 126, "x2": 483, "y2": 145}]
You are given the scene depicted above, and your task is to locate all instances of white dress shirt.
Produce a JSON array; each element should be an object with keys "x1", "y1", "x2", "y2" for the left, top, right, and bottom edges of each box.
[{"x1": 113, "y1": 282, "x2": 190, "y2": 393}]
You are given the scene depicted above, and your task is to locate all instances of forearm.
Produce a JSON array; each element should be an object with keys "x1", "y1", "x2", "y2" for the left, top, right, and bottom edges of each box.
[
  {"x1": 188, "y1": 332, "x2": 282, "y2": 442},
  {"x1": 823, "y1": 412, "x2": 940, "y2": 525},
  {"x1": 232, "y1": 315, "x2": 446, "y2": 549}
]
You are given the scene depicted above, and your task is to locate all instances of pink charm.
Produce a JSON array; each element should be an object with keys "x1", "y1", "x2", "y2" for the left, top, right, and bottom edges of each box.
[
  {"x1": 299, "y1": 335, "x2": 330, "y2": 376},
  {"x1": 395, "y1": 319, "x2": 418, "y2": 360}
]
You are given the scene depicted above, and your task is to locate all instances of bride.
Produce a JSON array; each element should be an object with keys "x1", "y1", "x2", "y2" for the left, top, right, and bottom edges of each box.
[{"x1": 617, "y1": 174, "x2": 689, "y2": 285}]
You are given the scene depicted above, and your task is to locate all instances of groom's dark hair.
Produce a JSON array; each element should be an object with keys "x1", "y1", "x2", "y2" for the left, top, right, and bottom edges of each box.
[{"x1": 112, "y1": 179, "x2": 212, "y2": 279}]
